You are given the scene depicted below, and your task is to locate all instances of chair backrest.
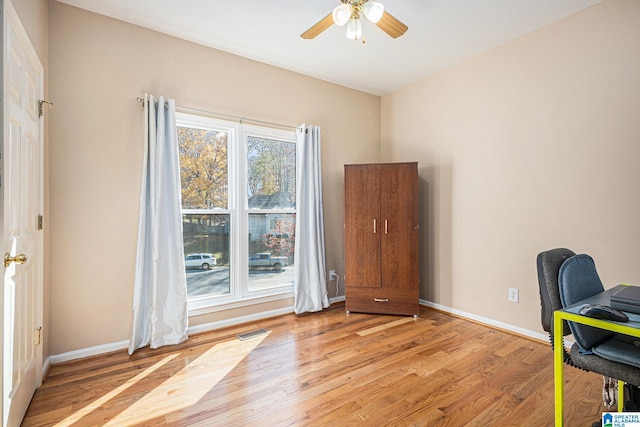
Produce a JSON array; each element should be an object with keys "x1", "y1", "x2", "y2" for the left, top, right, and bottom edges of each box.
[
  {"x1": 559, "y1": 253, "x2": 615, "y2": 350},
  {"x1": 537, "y1": 248, "x2": 575, "y2": 335}
]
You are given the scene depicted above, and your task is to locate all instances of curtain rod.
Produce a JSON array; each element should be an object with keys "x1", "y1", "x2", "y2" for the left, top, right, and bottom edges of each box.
[{"x1": 136, "y1": 97, "x2": 298, "y2": 130}]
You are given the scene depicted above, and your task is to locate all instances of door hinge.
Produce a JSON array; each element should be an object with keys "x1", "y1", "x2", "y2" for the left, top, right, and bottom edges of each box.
[
  {"x1": 34, "y1": 327, "x2": 43, "y2": 345},
  {"x1": 39, "y1": 100, "x2": 53, "y2": 117},
  {"x1": 38, "y1": 215, "x2": 43, "y2": 230}
]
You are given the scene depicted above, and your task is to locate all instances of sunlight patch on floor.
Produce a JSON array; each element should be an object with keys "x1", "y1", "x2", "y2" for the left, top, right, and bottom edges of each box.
[
  {"x1": 103, "y1": 334, "x2": 269, "y2": 426},
  {"x1": 54, "y1": 354, "x2": 179, "y2": 427},
  {"x1": 357, "y1": 317, "x2": 416, "y2": 336}
]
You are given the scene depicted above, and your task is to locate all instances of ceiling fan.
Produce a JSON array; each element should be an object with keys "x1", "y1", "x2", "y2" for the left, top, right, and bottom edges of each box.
[{"x1": 301, "y1": 1, "x2": 408, "y2": 41}]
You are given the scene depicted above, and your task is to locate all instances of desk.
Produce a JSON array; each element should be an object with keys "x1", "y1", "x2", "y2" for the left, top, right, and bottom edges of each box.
[{"x1": 554, "y1": 285, "x2": 640, "y2": 426}]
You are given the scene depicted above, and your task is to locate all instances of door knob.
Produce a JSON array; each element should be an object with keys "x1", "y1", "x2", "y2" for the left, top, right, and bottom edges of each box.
[{"x1": 4, "y1": 253, "x2": 28, "y2": 268}]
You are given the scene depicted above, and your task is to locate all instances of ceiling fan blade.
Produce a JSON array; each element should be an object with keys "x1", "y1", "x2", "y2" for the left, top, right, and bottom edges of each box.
[
  {"x1": 375, "y1": 11, "x2": 408, "y2": 38},
  {"x1": 301, "y1": 13, "x2": 334, "y2": 39}
]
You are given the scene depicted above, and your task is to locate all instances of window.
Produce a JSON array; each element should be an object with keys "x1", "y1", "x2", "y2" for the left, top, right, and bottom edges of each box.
[
  {"x1": 246, "y1": 134, "x2": 296, "y2": 290},
  {"x1": 177, "y1": 113, "x2": 296, "y2": 312}
]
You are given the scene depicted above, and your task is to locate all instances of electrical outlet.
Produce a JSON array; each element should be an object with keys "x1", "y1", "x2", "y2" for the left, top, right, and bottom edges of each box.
[
  {"x1": 329, "y1": 270, "x2": 338, "y2": 281},
  {"x1": 508, "y1": 288, "x2": 519, "y2": 303}
]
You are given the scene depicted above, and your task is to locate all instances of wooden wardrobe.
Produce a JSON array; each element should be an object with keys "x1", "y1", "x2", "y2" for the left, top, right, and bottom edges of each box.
[{"x1": 344, "y1": 162, "x2": 419, "y2": 317}]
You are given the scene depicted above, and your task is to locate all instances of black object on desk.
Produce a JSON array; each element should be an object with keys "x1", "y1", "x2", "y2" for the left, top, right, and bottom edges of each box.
[
  {"x1": 579, "y1": 304, "x2": 629, "y2": 322},
  {"x1": 611, "y1": 286, "x2": 640, "y2": 315}
]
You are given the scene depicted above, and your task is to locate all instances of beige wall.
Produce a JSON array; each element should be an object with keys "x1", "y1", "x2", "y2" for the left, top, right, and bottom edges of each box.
[
  {"x1": 40, "y1": 0, "x2": 640, "y2": 355},
  {"x1": 381, "y1": 0, "x2": 640, "y2": 333},
  {"x1": 48, "y1": 2, "x2": 380, "y2": 355}
]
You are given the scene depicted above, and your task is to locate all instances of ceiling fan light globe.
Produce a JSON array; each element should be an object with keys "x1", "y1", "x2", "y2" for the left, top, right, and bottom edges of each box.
[
  {"x1": 332, "y1": 4, "x2": 353, "y2": 27},
  {"x1": 362, "y1": 2, "x2": 384, "y2": 23},
  {"x1": 346, "y1": 18, "x2": 363, "y2": 40}
]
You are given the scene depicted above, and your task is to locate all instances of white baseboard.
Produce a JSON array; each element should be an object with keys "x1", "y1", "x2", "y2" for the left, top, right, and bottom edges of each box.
[
  {"x1": 49, "y1": 339, "x2": 130, "y2": 364},
  {"x1": 189, "y1": 298, "x2": 346, "y2": 335},
  {"x1": 329, "y1": 295, "x2": 345, "y2": 304},
  {"x1": 48, "y1": 305, "x2": 296, "y2": 364},
  {"x1": 187, "y1": 306, "x2": 294, "y2": 335},
  {"x1": 48, "y1": 297, "x2": 546, "y2": 366},
  {"x1": 41, "y1": 356, "x2": 51, "y2": 379},
  {"x1": 419, "y1": 299, "x2": 549, "y2": 343}
]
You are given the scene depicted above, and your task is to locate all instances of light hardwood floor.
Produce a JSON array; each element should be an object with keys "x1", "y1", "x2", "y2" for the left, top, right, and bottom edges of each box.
[{"x1": 23, "y1": 304, "x2": 607, "y2": 426}]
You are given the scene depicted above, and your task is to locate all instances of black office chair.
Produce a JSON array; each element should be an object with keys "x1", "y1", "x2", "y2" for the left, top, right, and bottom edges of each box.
[{"x1": 537, "y1": 248, "x2": 640, "y2": 394}]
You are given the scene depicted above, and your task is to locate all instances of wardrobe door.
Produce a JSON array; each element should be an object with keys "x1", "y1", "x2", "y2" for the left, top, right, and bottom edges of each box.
[
  {"x1": 344, "y1": 164, "x2": 381, "y2": 288},
  {"x1": 380, "y1": 163, "x2": 419, "y2": 293}
]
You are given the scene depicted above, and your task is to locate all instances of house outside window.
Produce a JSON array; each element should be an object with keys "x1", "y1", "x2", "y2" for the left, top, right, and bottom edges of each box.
[{"x1": 177, "y1": 113, "x2": 296, "y2": 313}]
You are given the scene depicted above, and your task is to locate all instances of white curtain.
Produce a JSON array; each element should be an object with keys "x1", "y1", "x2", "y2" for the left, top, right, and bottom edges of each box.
[
  {"x1": 293, "y1": 125, "x2": 330, "y2": 314},
  {"x1": 129, "y1": 94, "x2": 189, "y2": 355}
]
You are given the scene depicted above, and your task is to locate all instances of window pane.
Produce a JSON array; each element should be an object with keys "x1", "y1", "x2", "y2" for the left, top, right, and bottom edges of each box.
[
  {"x1": 183, "y1": 214, "x2": 230, "y2": 297},
  {"x1": 248, "y1": 213, "x2": 295, "y2": 290},
  {"x1": 178, "y1": 126, "x2": 228, "y2": 209},
  {"x1": 247, "y1": 136, "x2": 296, "y2": 209}
]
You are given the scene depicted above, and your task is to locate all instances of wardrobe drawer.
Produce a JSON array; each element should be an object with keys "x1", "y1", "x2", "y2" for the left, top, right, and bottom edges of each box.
[{"x1": 345, "y1": 287, "x2": 419, "y2": 316}]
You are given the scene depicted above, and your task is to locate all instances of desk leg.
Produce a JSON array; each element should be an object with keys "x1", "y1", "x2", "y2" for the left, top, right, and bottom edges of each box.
[
  {"x1": 554, "y1": 312, "x2": 564, "y2": 426},
  {"x1": 619, "y1": 380, "x2": 625, "y2": 412}
]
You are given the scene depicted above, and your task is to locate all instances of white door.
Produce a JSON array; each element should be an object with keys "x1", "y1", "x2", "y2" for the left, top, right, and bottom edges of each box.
[{"x1": 1, "y1": 1, "x2": 44, "y2": 426}]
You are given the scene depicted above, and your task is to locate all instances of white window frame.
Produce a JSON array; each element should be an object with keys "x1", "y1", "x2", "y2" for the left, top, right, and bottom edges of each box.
[{"x1": 176, "y1": 113, "x2": 297, "y2": 316}]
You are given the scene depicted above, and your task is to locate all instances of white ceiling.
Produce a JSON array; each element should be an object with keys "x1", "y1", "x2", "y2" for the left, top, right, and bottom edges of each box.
[{"x1": 55, "y1": 0, "x2": 602, "y2": 96}]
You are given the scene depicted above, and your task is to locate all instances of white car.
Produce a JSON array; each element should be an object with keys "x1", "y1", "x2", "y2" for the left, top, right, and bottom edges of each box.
[{"x1": 185, "y1": 253, "x2": 216, "y2": 270}]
